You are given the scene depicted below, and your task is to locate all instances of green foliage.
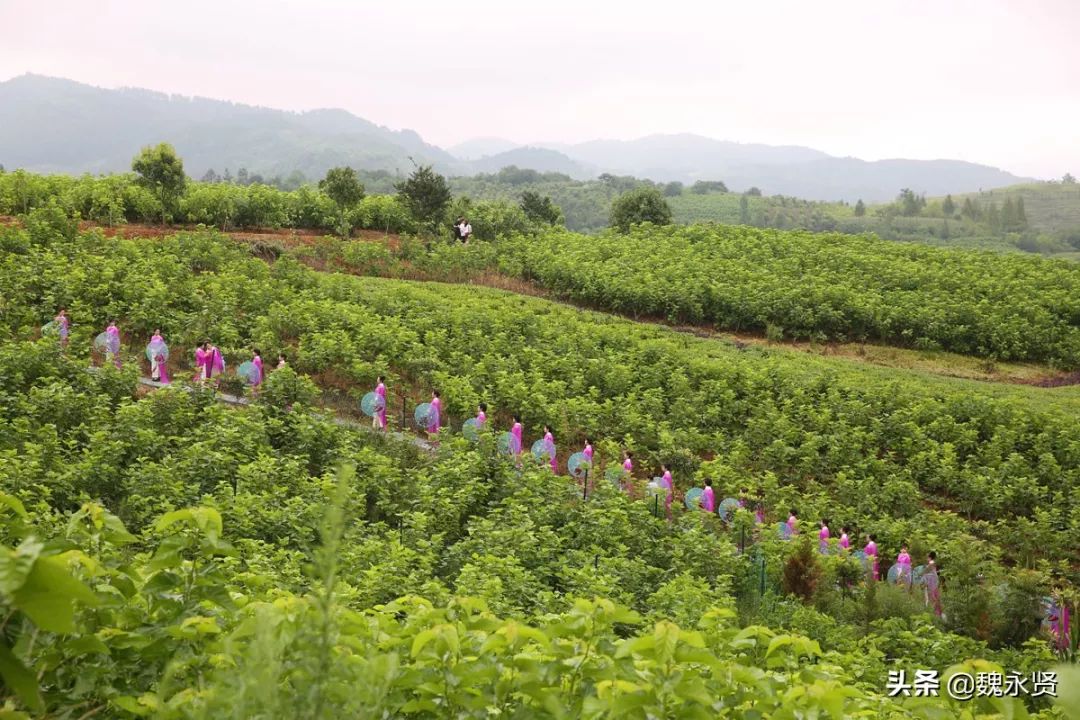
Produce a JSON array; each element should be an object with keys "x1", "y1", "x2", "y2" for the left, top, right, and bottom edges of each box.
[
  {"x1": 0, "y1": 220, "x2": 1073, "y2": 716},
  {"x1": 610, "y1": 187, "x2": 673, "y2": 232},
  {"x1": 395, "y1": 165, "x2": 452, "y2": 235},
  {"x1": 781, "y1": 537, "x2": 823, "y2": 601},
  {"x1": 690, "y1": 180, "x2": 728, "y2": 194},
  {"x1": 131, "y1": 143, "x2": 187, "y2": 225},
  {"x1": 519, "y1": 190, "x2": 562, "y2": 226},
  {"x1": 499, "y1": 223, "x2": 1080, "y2": 365},
  {"x1": 319, "y1": 167, "x2": 366, "y2": 237}
]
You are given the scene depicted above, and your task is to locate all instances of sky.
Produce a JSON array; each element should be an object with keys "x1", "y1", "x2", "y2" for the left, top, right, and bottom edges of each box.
[{"x1": 1, "y1": 0, "x2": 1078, "y2": 178}]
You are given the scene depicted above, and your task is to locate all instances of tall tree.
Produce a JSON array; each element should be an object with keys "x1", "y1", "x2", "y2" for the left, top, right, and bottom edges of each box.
[
  {"x1": 319, "y1": 167, "x2": 366, "y2": 237},
  {"x1": 131, "y1": 143, "x2": 187, "y2": 225},
  {"x1": 609, "y1": 187, "x2": 673, "y2": 232},
  {"x1": 1016, "y1": 196, "x2": 1027, "y2": 228},
  {"x1": 1063, "y1": 173, "x2": 1076, "y2": 184},
  {"x1": 942, "y1": 194, "x2": 955, "y2": 216},
  {"x1": 853, "y1": 199, "x2": 866, "y2": 217},
  {"x1": 739, "y1": 195, "x2": 751, "y2": 224},
  {"x1": 396, "y1": 165, "x2": 452, "y2": 235},
  {"x1": 662, "y1": 181, "x2": 684, "y2": 197},
  {"x1": 961, "y1": 197, "x2": 979, "y2": 220},
  {"x1": 519, "y1": 191, "x2": 562, "y2": 226}
]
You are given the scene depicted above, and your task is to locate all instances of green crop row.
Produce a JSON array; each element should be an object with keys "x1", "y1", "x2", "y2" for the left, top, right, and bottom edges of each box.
[{"x1": 496, "y1": 225, "x2": 1080, "y2": 366}]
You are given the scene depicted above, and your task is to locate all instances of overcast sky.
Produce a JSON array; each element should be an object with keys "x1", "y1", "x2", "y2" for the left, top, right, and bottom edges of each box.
[{"x1": 2, "y1": 0, "x2": 1077, "y2": 178}]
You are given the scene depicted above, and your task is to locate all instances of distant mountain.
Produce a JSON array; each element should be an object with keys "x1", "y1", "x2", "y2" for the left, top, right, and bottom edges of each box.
[
  {"x1": 469, "y1": 147, "x2": 594, "y2": 179},
  {"x1": 0, "y1": 74, "x2": 461, "y2": 179},
  {"x1": 448, "y1": 137, "x2": 520, "y2": 160},
  {"x1": 541, "y1": 134, "x2": 1032, "y2": 202},
  {"x1": 0, "y1": 75, "x2": 1035, "y2": 202}
]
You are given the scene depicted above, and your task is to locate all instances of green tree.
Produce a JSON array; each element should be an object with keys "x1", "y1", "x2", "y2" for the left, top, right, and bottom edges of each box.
[
  {"x1": 609, "y1": 187, "x2": 673, "y2": 232},
  {"x1": 319, "y1": 167, "x2": 366, "y2": 237},
  {"x1": 690, "y1": 180, "x2": 728, "y2": 194},
  {"x1": 662, "y1": 181, "x2": 684, "y2": 197},
  {"x1": 898, "y1": 188, "x2": 925, "y2": 217},
  {"x1": 739, "y1": 194, "x2": 750, "y2": 224},
  {"x1": 396, "y1": 165, "x2": 452, "y2": 235},
  {"x1": 519, "y1": 190, "x2": 562, "y2": 226},
  {"x1": 1016, "y1": 196, "x2": 1027, "y2": 228},
  {"x1": 744, "y1": 186, "x2": 763, "y2": 197},
  {"x1": 853, "y1": 199, "x2": 866, "y2": 217},
  {"x1": 1001, "y1": 197, "x2": 1017, "y2": 231},
  {"x1": 131, "y1": 143, "x2": 187, "y2": 225},
  {"x1": 1063, "y1": 172, "x2": 1076, "y2": 184},
  {"x1": 961, "y1": 197, "x2": 979, "y2": 220},
  {"x1": 942, "y1": 194, "x2": 955, "y2": 216}
]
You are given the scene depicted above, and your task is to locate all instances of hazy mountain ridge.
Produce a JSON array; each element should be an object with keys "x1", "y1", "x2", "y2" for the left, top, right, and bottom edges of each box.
[{"x1": 0, "y1": 74, "x2": 1033, "y2": 201}]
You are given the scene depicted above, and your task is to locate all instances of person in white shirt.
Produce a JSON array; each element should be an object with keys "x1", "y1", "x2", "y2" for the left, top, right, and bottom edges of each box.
[{"x1": 458, "y1": 218, "x2": 472, "y2": 244}]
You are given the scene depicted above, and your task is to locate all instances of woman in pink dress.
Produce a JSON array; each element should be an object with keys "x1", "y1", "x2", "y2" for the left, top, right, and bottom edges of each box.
[
  {"x1": 621, "y1": 451, "x2": 634, "y2": 494},
  {"x1": 105, "y1": 321, "x2": 121, "y2": 368},
  {"x1": 839, "y1": 526, "x2": 851, "y2": 551},
  {"x1": 427, "y1": 390, "x2": 442, "y2": 435},
  {"x1": 251, "y1": 349, "x2": 264, "y2": 393},
  {"x1": 55, "y1": 309, "x2": 70, "y2": 349},
  {"x1": 787, "y1": 509, "x2": 798, "y2": 535},
  {"x1": 374, "y1": 376, "x2": 387, "y2": 430},
  {"x1": 510, "y1": 415, "x2": 523, "y2": 456},
  {"x1": 818, "y1": 519, "x2": 830, "y2": 553},
  {"x1": 865, "y1": 535, "x2": 879, "y2": 580},
  {"x1": 149, "y1": 330, "x2": 169, "y2": 384},
  {"x1": 476, "y1": 402, "x2": 487, "y2": 427},
  {"x1": 542, "y1": 425, "x2": 557, "y2": 473},
  {"x1": 661, "y1": 463, "x2": 674, "y2": 520},
  {"x1": 209, "y1": 344, "x2": 225, "y2": 383},
  {"x1": 701, "y1": 478, "x2": 716, "y2": 513},
  {"x1": 194, "y1": 343, "x2": 209, "y2": 382},
  {"x1": 583, "y1": 438, "x2": 593, "y2": 462},
  {"x1": 925, "y1": 551, "x2": 943, "y2": 617},
  {"x1": 895, "y1": 544, "x2": 912, "y2": 585}
]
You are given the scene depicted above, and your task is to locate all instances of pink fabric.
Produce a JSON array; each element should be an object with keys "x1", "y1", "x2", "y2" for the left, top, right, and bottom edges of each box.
[
  {"x1": 476, "y1": 410, "x2": 486, "y2": 426},
  {"x1": 701, "y1": 486, "x2": 716, "y2": 513},
  {"x1": 427, "y1": 397, "x2": 441, "y2": 433},
  {"x1": 511, "y1": 422, "x2": 523, "y2": 455},
  {"x1": 544, "y1": 431, "x2": 557, "y2": 472},
  {"x1": 252, "y1": 356, "x2": 264, "y2": 386},
  {"x1": 755, "y1": 507, "x2": 765, "y2": 524},
  {"x1": 839, "y1": 533, "x2": 850, "y2": 550},
  {"x1": 787, "y1": 515, "x2": 798, "y2": 534},
  {"x1": 622, "y1": 457, "x2": 633, "y2": 473},
  {"x1": 209, "y1": 347, "x2": 225, "y2": 377},
  {"x1": 819, "y1": 526, "x2": 829, "y2": 541},
  {"x1": 56, "y1": 314, "x2": 70, "y2": 340},
  {"x1": 896, "y1": 552, "x2": 912, "y2": 567},
  {"x1": 194, "y1": 348, "x2": 208, "y2": 380},
  {"x1": 376, "y1": 383, "x2": 387, "y2": 429},
  {"x1": 662, "y1": 470, "x2": 674, "y2": 513},
  {"x1": 583, "y1": 443, "x2": 593, "y2": 461}
]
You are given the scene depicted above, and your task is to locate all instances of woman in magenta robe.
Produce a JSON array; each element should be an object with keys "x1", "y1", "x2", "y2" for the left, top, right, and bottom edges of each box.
[
  {"x1": 510, "y1": 415, "x2": 523, "y2": 456},
  {"x1": 427, "y1": 390, "x2": 442, "y2": 434},
  {"x1": 375, "y1": 376, "x2": 387, "y2": 430},
  {"x1": 105, "y1": 321, "x2": 121, "y2": 368},
  {"x1": 543, "y1": 425, "x2": 557, "y2": 473}
]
